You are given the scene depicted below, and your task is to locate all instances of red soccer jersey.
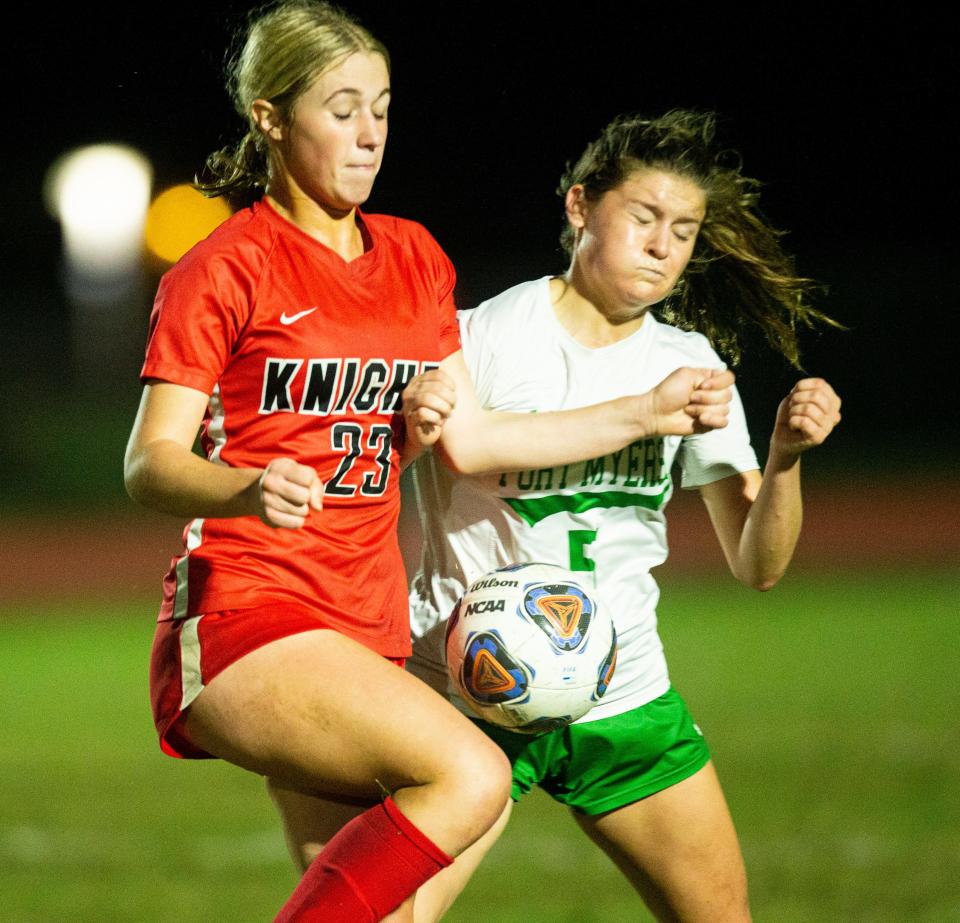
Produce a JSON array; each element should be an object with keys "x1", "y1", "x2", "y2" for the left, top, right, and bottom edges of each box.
[{"x1": 141, "y1": 198, "x2": 459, "y2": 656}]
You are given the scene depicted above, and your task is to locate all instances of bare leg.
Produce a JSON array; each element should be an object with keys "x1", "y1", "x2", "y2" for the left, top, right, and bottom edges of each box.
[
  {"x1": 574, "y1": 762, "x2": 751, "y2": 923},
  {"x1": 412, "y1": 800, "x2": 511, "y2": 922},
  {"x1": 180, "y1": 629, "x2": 512, "y2": 917},
  {"x1": 266, "y1": 781, "x2": 367, "y2": 872},
  {"x1": 268, "y1": 779, "x2": 513, "y2": 923}
]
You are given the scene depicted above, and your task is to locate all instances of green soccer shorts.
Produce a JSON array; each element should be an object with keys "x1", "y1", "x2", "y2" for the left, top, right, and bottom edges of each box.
[{"x1": 477, "y1": 687, "x2": 711, "y2": 815}]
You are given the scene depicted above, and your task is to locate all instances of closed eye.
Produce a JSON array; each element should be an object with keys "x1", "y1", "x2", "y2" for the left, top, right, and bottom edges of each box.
[
  {"x1": 673, "y1": 223, "x2": 699, "y2": 242},
  {"x1": 332, "y1": 106, "x2": 388, "y2": 122}
]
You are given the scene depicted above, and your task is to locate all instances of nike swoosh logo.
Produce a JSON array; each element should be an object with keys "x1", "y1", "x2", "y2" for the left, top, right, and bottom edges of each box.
[{"x1": 280, "y1": 308, "x2": 318, "y2": 325}]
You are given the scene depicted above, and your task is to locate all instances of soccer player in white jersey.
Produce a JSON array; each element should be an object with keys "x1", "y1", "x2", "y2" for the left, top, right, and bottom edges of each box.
[{"x1": 403, "y1": 110, "x2": 842, "y2": 921}]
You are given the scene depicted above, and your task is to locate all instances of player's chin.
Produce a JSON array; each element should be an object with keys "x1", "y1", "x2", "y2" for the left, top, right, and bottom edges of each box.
[
  {"x1": 622, "y1": 285, "x2": 668, "y2": 313},
  {"x1": 341, "y1": 171, "x2": 381, "y2": 202},
  {"x1": 316, "y1": 179, "x2": 378, "y2": 213}
]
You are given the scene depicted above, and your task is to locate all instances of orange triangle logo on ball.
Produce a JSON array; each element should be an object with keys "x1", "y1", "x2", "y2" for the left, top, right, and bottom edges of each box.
[
  {"x1": 471, "y1": 649, "x2": 517, "y2": 694},
  {"x1": 535, "y1": 595, "x2": 583, "y2": 639}
]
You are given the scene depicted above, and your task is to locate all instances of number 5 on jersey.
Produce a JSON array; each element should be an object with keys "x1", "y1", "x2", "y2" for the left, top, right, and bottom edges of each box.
[{"x1": 568, "y1": 529, "x2": 598, "y2": 573}]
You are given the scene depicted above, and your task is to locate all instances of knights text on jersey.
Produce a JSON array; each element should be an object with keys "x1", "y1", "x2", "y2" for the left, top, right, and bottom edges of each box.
[
  {"x1": 409, "y1": 276, "x2": 759, "y2": 718},
  {"x1": 142, "y1": 198, "x2": 460, "y2": 657}
]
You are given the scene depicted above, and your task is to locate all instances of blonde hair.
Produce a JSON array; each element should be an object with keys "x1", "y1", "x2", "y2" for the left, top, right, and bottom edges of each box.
[
  {"x1": 197, "y1": 0, "x2": 389, "y2": 204},
  {"x1": 559, "y1": 110, "x2": 840, "y2": 367}
]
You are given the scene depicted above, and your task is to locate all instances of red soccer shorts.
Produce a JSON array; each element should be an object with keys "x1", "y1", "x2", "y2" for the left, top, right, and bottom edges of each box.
[{"x1": 150, "y1": 604, "x2": 405, "y2": 759}]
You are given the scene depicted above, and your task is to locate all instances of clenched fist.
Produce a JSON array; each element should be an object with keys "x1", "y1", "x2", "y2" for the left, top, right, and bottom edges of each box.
[
  {"x1": 771, "y1": 378, "x2": 842, "y2": 456},
  {"x1": 256, "y1": 457, "x2": 324, "y2": 529},
  {"x1": 647, "y1": 367, "x2": 735, "y2": 436}
]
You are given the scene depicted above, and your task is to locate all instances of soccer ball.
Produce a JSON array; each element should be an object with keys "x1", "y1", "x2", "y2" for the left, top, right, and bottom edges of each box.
[{"x1": 445, "y1": 562, "x2": 617, "y2": 734}]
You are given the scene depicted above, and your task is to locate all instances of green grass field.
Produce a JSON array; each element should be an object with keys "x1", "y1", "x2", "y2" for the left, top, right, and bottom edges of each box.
[{"x1": 2, "y1": 569, "x2": 958, "y2": 922}]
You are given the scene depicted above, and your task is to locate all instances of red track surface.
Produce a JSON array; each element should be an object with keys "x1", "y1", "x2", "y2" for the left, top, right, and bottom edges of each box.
[{"x1": 1, "y1": 482, "x2": 956, "y2": 605}]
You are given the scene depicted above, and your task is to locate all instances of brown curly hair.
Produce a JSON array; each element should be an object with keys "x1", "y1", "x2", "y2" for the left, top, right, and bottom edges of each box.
[{"x1": 558, "y1": 110, "x2": 839, "y2": 366}]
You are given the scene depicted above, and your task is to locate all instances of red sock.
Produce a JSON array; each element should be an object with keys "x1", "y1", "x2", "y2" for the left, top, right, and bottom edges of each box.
[{"x1": 274, "y1": 796, "x2": 453, "y2": 923}]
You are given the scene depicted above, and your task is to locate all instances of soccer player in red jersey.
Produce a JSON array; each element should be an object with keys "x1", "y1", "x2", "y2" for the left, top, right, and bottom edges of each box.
[{"x1": 124, "y1": 4, "x2": 736, "y2": 920}]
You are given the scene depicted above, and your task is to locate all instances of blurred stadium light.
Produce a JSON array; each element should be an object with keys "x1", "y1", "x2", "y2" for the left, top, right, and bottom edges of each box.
[
  {"x1": 45, "y1": 144, "x2": 153, "y2": 387},
  {"x1": 145, "y1": 184, "x2": 232, "y2": 265},
  {"x1": 44, "y1": 151, "x2": 234, "y2": 388},
  {"x1": 45, "y1": 144, "x2": 153, "y2": 297}
]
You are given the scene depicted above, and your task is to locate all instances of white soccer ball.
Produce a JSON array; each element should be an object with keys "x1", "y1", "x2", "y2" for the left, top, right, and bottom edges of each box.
[{"x1": 445, "y1": 562, "x2": 617, "y2": 734}]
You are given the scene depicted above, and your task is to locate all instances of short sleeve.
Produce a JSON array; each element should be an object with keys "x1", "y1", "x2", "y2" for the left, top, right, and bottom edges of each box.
[
  {"x1": 431, "y1": 238, "x2": 460, "y2": 359},
  {"x1": 458, "y1": 306, "x2": 499, "y2": 405},
  {"x1": 424, "y1": 230, "x2": 460, "y2": 359},
  {"x1": 677, "y1": 384, "x2": 760, "y2": 488},
  {"x1": 140, "y1": 252, "x2": 255, "y2": 394},
  {"x1": 402, "y1": 219, "x2": 461, "y2": 361}
]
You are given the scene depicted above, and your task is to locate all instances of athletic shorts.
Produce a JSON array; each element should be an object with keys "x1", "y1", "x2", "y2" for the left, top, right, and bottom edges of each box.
[
  {"x1": 150, "y1": 604, "x2": 405, "y2": 761},
  {"x1": 477, "y1": 687, "x2": 710, "y2": 815}
]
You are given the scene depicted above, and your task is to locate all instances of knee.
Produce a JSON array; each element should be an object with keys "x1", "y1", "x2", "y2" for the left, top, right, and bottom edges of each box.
[{"x1": 444, "y1": 732, "x2": 512, "y2": 833}]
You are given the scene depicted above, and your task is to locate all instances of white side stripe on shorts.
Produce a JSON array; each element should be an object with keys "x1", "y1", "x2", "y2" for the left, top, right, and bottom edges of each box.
[{"x1": 179, "y1": 614, "x2": 205, "y2": 711}]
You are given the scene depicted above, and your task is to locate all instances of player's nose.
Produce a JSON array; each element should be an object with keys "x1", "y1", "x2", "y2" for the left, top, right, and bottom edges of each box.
[
  {"x1": 357, "y1": 110, "x2": 386, "y2": 149},
  {"x1": 646, "y1": 224, "x2": 671, "y2": 260}
]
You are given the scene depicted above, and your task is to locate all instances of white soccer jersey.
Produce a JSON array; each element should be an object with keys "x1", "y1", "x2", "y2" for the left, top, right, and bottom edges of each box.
[{"x1": 409, "y1": 276, "x2": 759, "y2": 721}]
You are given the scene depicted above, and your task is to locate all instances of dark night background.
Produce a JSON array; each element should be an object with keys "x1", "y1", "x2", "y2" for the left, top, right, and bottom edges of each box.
[
  {"x1": 3, "y1": 4, "x2": 956, "y2": 508},
  {"x1": 1, "y1": 12, "x2": 956, "y2": 921}
]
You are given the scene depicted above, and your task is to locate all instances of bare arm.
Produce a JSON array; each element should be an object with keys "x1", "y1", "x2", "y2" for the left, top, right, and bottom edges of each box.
[
  {"x1": 401, "y1": 351, "x2": 736, "y2": 475},
  {"x1": 124, "y1": 381, "x2": 324, "y2": 529},
  {"x1": 700, "y1": 378, "x2": 842, "y2": 590}
]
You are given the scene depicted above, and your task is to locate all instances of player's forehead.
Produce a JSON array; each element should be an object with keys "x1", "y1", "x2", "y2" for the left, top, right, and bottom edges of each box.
[
  {"x1": 610, "y1": 168, "x2": 707, "y2": 221},
  {"x1": 302, "y1": 51, "x2": 390, "y2": 104}
]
